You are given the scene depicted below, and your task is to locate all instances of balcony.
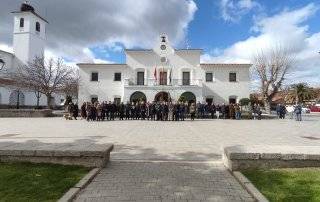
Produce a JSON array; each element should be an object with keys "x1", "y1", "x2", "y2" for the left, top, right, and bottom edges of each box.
[{"x1": 124, "y1": 78, "x2": 203, "y2": 87}]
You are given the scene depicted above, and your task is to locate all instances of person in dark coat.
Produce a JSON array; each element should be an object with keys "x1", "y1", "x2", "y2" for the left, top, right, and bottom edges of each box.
[
  {"x1": 140, "y1": 102, "x2": 146, "y2": 120},
  {"x1": 80, "y1": 102, "x2": 87, "y2": 120},
  {"x1": 220, "y1": 104, "x2": 226, "y2": 119},
  {"x1": 73, "y1": 104, "x2": 79, "y2": 120},
  {"x1": 119, "y1": 102, "x2": 125, "y2": 120},
  {"x1": 210, "y1": 103, "x2": 216, "y2": 119},
  {"x1": 125, "y1": 102, "x2": 131, "y2": 120}
]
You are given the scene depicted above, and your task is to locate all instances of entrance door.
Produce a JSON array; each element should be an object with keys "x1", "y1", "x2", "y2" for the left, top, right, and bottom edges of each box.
[
  {"x1": 137, "y1": 72, "x2": 144, "y2": 85},
  {"x1": 159, "y1": 71, "x2": 167, "y2": 85},
  {"x1": 229, "y1": 98, "x2": 236, "y2": 104},
  {"x1": 155, "y1": 92, "x2": 170, "y2": 102},
  {"x1": 182, "y1": 72, "x2": 190, "y2": 85}
]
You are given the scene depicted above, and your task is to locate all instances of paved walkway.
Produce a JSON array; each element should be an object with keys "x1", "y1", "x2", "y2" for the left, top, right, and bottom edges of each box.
[
  {"x1": 75, "y1": 161, "x2": 253, "y2": 202},
  {"x1": 0, "y1": 115, "x2": 319, "y2": 201}
]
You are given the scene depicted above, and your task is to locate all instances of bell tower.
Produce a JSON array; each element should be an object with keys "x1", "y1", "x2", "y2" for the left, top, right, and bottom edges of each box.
[{"x1": 12, "y1": 2, "x2": 48, "y2": 64}]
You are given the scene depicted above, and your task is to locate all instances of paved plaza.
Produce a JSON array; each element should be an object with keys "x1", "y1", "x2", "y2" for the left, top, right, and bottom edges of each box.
[{"x1": 0, "y1": 114, "x2": 319, "y2": 201}]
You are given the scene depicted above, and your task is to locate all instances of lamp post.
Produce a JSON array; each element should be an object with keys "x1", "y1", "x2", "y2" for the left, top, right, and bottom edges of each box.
[{"x1": 0, "y1": 58, "x2": 5, "y2": 70}]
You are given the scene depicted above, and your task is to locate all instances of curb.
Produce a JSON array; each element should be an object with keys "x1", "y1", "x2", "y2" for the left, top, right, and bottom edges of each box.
[
  {"x1": 58, "y1": 168, "x2": 101, "y2": 202},
  {"x1": 233, "y1": 171, "x2": 269, "y2": 202}
]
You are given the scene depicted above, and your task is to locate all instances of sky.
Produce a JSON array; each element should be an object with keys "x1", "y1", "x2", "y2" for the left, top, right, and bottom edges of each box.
[{"x1": 0, "y1": 0, "x2": 319, "y2": 88}]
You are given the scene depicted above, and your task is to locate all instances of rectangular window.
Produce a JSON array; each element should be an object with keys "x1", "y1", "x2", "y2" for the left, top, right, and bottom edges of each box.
[
  {"x1": 91, "y1": 72, "x2": 98, "y2": 81},
  {"x1": 20, "y1": 18, "x2": 24, "y2": 28},
  {"x1": 159, "y1": 71, "x2": 167, "y2": 85},
  {"x1": 206, "y1": 72, "x2": 213, "y2": 82},
  {"x1": 114, "y1": 72, "x2": 121, "y2": 81},
  {"x1": 229, "y1": 72, "x2": 237, "y2": 82},
  {"x1": 137, "y1": 72, "x2": 144, "y2": 85},
  {"x1": 182, "y1": 72, "x2": 190, "y2": 85}
]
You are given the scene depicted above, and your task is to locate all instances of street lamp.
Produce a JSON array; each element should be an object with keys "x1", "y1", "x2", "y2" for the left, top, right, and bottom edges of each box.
[{"x1": 0, "y1": 58, "x2": 5, "y2": 70}]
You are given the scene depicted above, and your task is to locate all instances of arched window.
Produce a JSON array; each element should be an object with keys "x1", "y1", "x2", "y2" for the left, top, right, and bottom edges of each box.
[
  {"x1": 9, "y1": 90, "x2": 25, "y2": 106},
  {"x1": 36, "y1": 22, "x2": 40, "y2": 32},
  {"x1": 130, "y1": 91, "x2": 146, "y2": 103},
  {"x1": 179, "y1": 92, "x2": 196, "y2": 104},
  {"x1": 20, "y1": 18, "x2": 24, "y2": 28}
]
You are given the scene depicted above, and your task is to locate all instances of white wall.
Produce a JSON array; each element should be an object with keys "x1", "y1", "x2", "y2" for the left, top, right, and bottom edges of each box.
[
  {"x1": 78, "y1": 64, "x2": 128, "y2": 104},
  {"x1": 13, "y1": 12, "x2": 46, "y2": 64},
  {"x1": 201, "y1": 64, "x2": 251, "y2": 104},
  {"x1": 78, "y1": 37, "x2": 251, "y2": 105}
]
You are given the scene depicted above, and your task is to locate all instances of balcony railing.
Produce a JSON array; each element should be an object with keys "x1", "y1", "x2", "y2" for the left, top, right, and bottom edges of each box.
[{"x1": 124, "y1": 78, "x2": 203, "y2": 87}]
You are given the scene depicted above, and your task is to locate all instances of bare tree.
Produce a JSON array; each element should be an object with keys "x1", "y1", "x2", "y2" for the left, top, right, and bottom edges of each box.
[
  {"x1": 7, "y1": 56, "x2": 74, "y2": 109},
  {"x1": 61, "y1": 69, "x2": 80, "y2": 99},
  {"x1": 252, "y1": 47, "x2": 294, "y2": 114}
]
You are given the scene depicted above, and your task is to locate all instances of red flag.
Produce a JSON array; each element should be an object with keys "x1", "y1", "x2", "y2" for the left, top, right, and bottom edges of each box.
[{"x1": 154, "y1": 67, "x2": 157, "y2": 81}]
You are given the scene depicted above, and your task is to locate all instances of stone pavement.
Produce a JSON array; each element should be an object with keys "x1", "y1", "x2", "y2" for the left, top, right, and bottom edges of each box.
[
  {"x1": 0, "y1": 114, "x2": 319, "y2": 201},
  {"x1": 75, "y1": 161, "x2": 253, "y2": 202}
]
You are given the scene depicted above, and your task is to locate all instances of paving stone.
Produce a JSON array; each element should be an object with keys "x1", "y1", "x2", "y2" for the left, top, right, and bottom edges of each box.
[{"x1": 75, "y1": 161, "x2": 254, "y2": 202}]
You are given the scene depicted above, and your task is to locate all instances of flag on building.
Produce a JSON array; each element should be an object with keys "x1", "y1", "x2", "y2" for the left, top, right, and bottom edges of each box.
[{"x1": 154, "y1": 67, "x2": 157, "y2": 81}]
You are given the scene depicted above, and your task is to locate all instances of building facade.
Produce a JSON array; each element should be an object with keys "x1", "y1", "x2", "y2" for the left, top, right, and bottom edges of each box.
[
  {"x1": 78, "y1": 35, "x2": 251, "y2": 105},
  {"x1": 0, "y1": 3, "x2": 62, "y2": 107}
]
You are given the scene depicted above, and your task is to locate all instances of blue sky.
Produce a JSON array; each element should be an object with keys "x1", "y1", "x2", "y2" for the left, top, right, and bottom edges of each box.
[{"x1": 90, "y1": 0, "x2": 320, "y2": 66}]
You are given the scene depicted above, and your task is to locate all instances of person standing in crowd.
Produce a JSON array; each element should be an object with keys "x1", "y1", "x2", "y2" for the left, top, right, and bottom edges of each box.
[
  {"x1": 220, "y1": 104, "x2": 226, "y2": 119},
  {"x1": 257, "y1": 104, "x2": 262, "y2": 120},
  {"x1": 118, "y1": 102, "x2": 125, "y2": 120},
  {"x1": 216, "y1": 104, "x2": 220, "y2": 119},
  {"x1": 180, "y1": 102, "x2": 186, "y2": 121},
  {"x1": 252, "y1": 104, "x2": 258, "y2": 120},
  {"x1": 96, "y1": 103, "x2": 102, "y2": 121},
  {"x1": 80, "y1": 102, "x2": 87, "y2": 120},
  {"x1": 190, "y1": 102, "x2": 196, "y2": 121},
  {"x1": 229, "y1": 103, "x2": 235, "y2": 119},
  {"x1": 140, "y1": 101, "x2": 146, "y2": 120},
  {"x1": 210, "y1": 103, "x2": 216, "y2": 119},
  {"x1": 280, "y1": 104, "x2": 286, "y2": 119},
  {"x1": 163, "y1": 102, "x2": 169, "y2": 121},
  {"x1": 276, "y1": 104, "x2": 281, "y2": 119},
  {"x1": 294, "y1": 104, "x2": 302, "y2": 121},
  {"x1": 235, "y1": 104, "x2": 241, "y2": 120},
  {"x1": 175, "y1": 102, "x2": 181, "y2": 121},
  {"x1": 125, "y1": 102, "x2": 131, "y2": 120},
  {"x1": 73, "y1": 103, "x2": 79, "y2": 120}
]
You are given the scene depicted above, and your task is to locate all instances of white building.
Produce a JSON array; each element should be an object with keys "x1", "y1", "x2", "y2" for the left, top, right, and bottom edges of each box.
[
  {"x1": 0, "y1": 3, "x2": 62, "y2": 108},
  {"x1": 78, "y1": 35, "x2": 251, "y2": 105}
]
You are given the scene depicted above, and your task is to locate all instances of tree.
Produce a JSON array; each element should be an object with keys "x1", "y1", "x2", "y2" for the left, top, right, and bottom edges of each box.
[
  {"x1": 291, "y1": 83, "x2": 314, "y2": 104},
  {"x1": 252, "y1": 47, "x2": 294, "y2": 114},
  {"x1": 239, "y1": 98, "x2": 250, "y2": 106},
  {"x1": 7, "y1": 56, "x2": 75, "y2": 109}
]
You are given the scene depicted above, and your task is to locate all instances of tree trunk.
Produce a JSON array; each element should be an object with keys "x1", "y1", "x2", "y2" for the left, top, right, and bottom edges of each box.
[
  {"x1": 263, "y1": 98, "x2": 271, "y2": 114},
  {"x1": 46, "y1": 94, "x2": 52, "y2": 109}
]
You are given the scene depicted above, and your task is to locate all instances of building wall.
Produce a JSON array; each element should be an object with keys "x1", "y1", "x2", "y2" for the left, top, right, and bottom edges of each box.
[
  {"x1": 78, "y1": 64, "x2": 128, "y2": 104},
  {"x1": 13, "y1": 12, "x2": 46, "y2": 64},
  {"x1": 200, "y1": 65, "x2": 251, "y2": 104}
]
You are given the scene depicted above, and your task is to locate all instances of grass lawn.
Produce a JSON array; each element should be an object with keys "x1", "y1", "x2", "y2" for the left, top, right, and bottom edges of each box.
[
  {"x1": 242, "y1": 168, "x2": 320, "y2": 202},
  {"x1": 0, "y1": 162, "x2": 89, "y2": 202}
]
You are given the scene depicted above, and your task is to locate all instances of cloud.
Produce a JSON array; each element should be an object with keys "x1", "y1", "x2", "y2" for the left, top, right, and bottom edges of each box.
[
  {"x1": 0, "y1": 0, "x2": 197, "y2": 63},
  {"x1": 203, "y1": 3, "x2": 320, "y2": 87},
  {"x1": 220, "y1": 0, "x2": 260, "y2": 22}
]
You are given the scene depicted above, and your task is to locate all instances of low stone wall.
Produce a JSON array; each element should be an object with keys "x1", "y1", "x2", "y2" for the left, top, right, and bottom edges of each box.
[
  {"x1": 223, "y1": 145, "x2": 320, "y2": 171},
  {"x1": 0, "y1": 109, "x2": 53, "y2": 117},
  {"x1": 0, "y1": 142, "x2": 114, "y2": 168}
]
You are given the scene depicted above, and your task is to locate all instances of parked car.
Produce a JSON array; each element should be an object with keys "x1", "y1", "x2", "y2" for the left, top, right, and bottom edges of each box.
[{"x1": 310, "y1": 104, "x2": 320, "y2": 112}]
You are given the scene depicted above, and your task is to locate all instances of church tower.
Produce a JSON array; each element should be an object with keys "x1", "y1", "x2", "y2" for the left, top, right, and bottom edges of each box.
[{"x1": 12, "y1": 2, "x2": 48, "y2": 64}]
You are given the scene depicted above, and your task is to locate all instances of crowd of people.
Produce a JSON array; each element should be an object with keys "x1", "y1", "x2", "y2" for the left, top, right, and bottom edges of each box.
[{"x1": 66, "y1": 101, "x2": 245, "y2": 121}]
